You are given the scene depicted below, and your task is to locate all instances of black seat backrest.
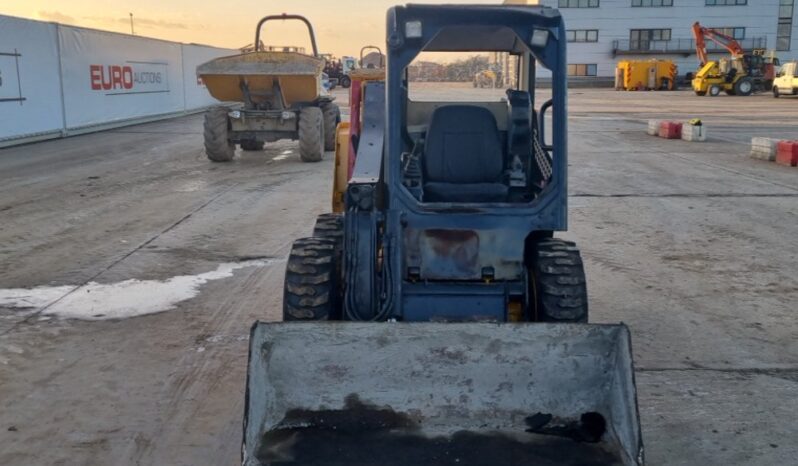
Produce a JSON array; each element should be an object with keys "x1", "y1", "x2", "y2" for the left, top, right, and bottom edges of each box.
[
  {"x1": 423, "y1": 105, "x2": 504, "y2": 184},
  {"x1": 506, "y1": 90, "x2": 532, "y2": 158}
]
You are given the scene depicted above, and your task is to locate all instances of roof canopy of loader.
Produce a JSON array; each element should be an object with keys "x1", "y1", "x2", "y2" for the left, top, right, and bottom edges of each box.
[{"x1": 394, "y1": 4, "x2": 563, "y2": 54}]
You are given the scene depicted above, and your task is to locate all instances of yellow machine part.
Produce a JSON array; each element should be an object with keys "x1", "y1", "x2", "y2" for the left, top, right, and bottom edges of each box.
[
  {"x1": 332, "y1": 122, "x2": 351, "y2": 213},
  {"x1": 615, "y1": 59, "x2": 677, "y2": 91},
  {"x1": 202, "y1": 75, "x2": 321, "y2": 107},
  {"x1": 692, "y1": 61, "x2": 735, "y2": 93},
  {"x1": 198, "y1": 51, "x2": 324, "y2": 106}
]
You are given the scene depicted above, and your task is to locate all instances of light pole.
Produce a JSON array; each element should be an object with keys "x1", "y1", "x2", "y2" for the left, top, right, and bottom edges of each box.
[{"x1": 129, "y1": 13, "x2": 135, "y2": 35}]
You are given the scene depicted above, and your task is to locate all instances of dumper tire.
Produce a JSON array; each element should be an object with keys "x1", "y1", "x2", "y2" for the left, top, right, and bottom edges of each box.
[
  {"x1": 283, "y1": 237, "x2": 339, "y2": 321},
  {"x1": 321, "y1": 103, "x2": 341, "y2": 151},
  {"x1": 299, "y1": 107, "x2": 325, "y2": 162},
  {"x1": 240, "y1": 139, "x2": 264, "y2": 151},
  {"x1": 530, "y1": 238, "x2": 588, "y2": 323},
  {"x1": 204, "y1": 106, "x2": 235, "y2": 162},
  {"x1": 340, "y1": 75, "x2": 351, "y2": 89}
]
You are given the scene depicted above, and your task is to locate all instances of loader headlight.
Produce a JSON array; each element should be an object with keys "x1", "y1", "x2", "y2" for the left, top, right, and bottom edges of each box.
[
  {"x1": 405, "y1": 20, "x2": 423, "y2": 39},
  {"x1": 281, "y1": 111, "x2": 294, "y2": 120},
  {"x1": 530, "y1": 28, "x2": 550, "y2": 48},
  {"x1": 228, "y1": 110, "x2": 241, "y2": 119}
]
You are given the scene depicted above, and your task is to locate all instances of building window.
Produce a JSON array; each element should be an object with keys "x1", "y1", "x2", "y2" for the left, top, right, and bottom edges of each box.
[
  {"x1": 629, "y1": 29, "x2": 672, "y2": 50},
  {"x1": 705, "y1": 0, "x2": 747, "y2": 5},
  {"x1": 568, "y1": 64, "x2": 598, "y2": 76},
  {"x1": 777, "y1": 0, "x2": 794, "y2": 51},
  {"x1": 559, "y1": 0, "x2": 599, "y2": 8},
  {"x1": 632, "y1": 0, "x2": 673, "y2": 6},
  {"x1": 711, "y1": 27, "x2": 746, "y2": 40},
  {"x1": 566, "y1": 29, "x2": 599, "y2": 42}
]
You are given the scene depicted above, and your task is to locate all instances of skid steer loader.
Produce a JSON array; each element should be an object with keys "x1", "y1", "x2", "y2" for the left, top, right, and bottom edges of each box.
[
  {"x1": 197, "y1": 14, "x2": 340, "y2": 162},
  {"x1": 245, "y1": 5, "x2": 643, "y2": 465}
]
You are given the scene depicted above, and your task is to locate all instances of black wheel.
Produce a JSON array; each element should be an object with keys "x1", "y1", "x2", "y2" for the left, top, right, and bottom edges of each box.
[
  {"x1": 773, "y1": 86, "x2": 780, "y2": 98},
  {"x1": 529, "y1": 238, "x2": 588, "y2": 323},
  {"x1": 203, "y1": 106, "x2": 235, "y2": 162},
  {"x1": 240, "y1": 139, "x2": 264, "y2": 151},
  {"x1": 734, "y1": 77, "x2": 753, "y2": 96},
  {"x1": 313, "y1": 213, "x2": 344, "y2": 243},
  {"x1": 340, "y1": 76, "x2": 351, "y2": 88},
  {"x1": 283, "y1": 237, "x2": 339, "y2": 321},
  {"x1": 708, "y1": 85, "x2": 722, "y2": 97},
  {"x1": 320, "y1": 103, "x2": 341, "y2": 151},
  {"x1": 298, "y1": 107, "x2": 324, "y2": 162}
]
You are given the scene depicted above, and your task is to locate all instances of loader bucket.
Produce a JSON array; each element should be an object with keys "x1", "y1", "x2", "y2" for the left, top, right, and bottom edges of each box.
[{"x1": 243, "y1": 323, "x2": 643, "y2": 466}]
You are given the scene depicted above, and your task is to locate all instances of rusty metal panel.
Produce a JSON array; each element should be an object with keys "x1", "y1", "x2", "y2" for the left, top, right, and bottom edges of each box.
[{"x1": 404, "y1": 227, "x2": 524, "y2": 281}]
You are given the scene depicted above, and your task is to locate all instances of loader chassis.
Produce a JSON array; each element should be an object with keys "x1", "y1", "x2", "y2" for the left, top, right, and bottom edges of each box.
[{"x1": 284, "y1": 5, "x2": 585, "y2": 324}]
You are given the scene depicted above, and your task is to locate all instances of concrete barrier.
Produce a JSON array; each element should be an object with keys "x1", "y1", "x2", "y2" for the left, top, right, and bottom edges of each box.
[
  {"x1": 750, "y1": 137, "x2": 778, "y2": 161},
  {"x1": 647, "y1": 120, "x2": 660, "y2": 136},
  {"x1": 681, "y1": 124, "x2": 706, "y2": 142}
]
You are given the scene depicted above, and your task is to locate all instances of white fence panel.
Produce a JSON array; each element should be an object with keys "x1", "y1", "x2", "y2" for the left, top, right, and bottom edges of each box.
[
  {"x1": 58, "y1": 26, "x2": 185, "y2": 130},
  {"x1": 0, "y1": 16, "x2": 64, "y2": 144},
  {"x1": 182, "y1": 44, "x2": 236, "y2": 110}
]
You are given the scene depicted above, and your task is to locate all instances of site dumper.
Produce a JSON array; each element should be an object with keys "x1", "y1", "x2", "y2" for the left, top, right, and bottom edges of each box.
[
  {"x1": 197, "y1": 14, "x2": 340, "y2": 162},
  {"x1": 244, "y1": 4, "x2": 643, "y2": 465}
]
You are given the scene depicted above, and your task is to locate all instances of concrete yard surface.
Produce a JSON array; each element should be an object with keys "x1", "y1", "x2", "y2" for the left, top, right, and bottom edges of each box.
[{"x1": 1, "y1": 88, "x2": 797, "y2": 465}]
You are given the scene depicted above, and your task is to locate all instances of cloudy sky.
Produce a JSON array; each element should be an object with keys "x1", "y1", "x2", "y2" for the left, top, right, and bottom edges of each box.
[{"x1": 3, "y1": 0, "x2": 502, "y2": 56}]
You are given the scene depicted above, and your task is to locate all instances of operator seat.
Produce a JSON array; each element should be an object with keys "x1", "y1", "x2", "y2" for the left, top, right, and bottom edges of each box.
[{"x1": 422, "y1": 105, "x2": 508, "y2": 203}]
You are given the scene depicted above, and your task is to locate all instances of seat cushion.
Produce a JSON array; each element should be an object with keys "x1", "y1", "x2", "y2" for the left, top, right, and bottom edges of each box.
[
  {"x1": 423, "y1": 105, "x2": 504, "y2": 184},
  {"x1": 424, "y1": 182, "x2": 508, "y2": 203}
]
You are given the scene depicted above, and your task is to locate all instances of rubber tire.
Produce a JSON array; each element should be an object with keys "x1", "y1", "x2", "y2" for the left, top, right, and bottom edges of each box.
[
  {"x1": 298, "y1": 106, "x2": 325, "y2": 162},
  {"x1": 240, "y1": 139, "x2": 264, "y2": 151},
  {"x1": 313, "y1": 213, "x2": 344, "y2": 243},
  {"x1": 734, "y1": 77, "x2": 753, "y2": 96},
  {"x1": 321, "y1": 103, "x2": 341, "y2": 151},
  {"x1": 708, "y1": 85, "x2": 721, "y2": 97},
  {"x1": 283, "y1": 237, "x2": 339, "y2": 321},
  {"x1": 529, "y1": 238, "x2": 588, "y2": 323},
  {"x1": 204, "y1": 107, "x2": 235, "y2": 162},
  {"x1": 340, "y1": 76, "x2": 351, "y2": 89},
  {"x1": 773, "y1": 87, "x2": 780, "y2": 98}
]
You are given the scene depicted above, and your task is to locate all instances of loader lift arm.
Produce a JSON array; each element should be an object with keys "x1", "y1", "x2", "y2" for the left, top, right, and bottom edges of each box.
[{"x1": 692, "y1": 21, "x2": 744, "y2": 66}]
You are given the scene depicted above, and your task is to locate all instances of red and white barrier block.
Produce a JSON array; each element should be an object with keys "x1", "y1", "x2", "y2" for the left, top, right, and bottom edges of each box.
[
  {"x1": 776, "y1": 141, "x2": 798, "y2": 167},
  {"x1": 658, "y1": 121, "x2": 682, "y2": 139}
]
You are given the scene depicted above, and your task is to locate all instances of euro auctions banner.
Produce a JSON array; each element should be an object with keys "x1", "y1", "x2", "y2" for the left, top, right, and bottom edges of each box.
[
  {"x1": 59, "y1": 25, "x2": 185, "y2": 129},
  {"x1": 0, "y1": 16, "x2": 64, "y2": 142}
]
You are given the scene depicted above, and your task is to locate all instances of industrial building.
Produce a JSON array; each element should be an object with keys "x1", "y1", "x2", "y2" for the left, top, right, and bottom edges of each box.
[{"x1": 502, "y1": 0, "x2": 798, "y2": 79}]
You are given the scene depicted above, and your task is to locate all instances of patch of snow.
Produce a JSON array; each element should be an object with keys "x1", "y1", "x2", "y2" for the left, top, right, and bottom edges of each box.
[{"x1": 0, "y1": 259, "x2": 279, "y2": 321}]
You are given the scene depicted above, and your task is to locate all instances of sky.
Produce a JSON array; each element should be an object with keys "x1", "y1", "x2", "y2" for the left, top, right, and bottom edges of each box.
[{"x1": 1, "y1": 0, "x2": 508, "y2": 57}]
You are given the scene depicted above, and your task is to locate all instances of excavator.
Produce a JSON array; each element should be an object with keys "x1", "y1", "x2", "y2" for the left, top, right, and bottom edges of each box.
[
  {"x1": 691, "y1": 21, "x2": 779, "y2": 96},
  {"x1": 243, "y1": 5, "x2": 643, "y2": 465}
]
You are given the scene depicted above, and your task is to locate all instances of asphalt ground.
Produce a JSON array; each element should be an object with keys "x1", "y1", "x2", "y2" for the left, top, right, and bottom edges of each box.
[{"x1": 0, "y1": 86, "x2": 797, "y2": 465}]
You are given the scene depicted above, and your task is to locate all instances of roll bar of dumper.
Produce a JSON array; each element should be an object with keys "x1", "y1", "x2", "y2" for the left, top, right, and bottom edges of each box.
[
  {"x1": 360, "y1": 45, "x2": 385, "y2": 68},
  {"x1": 254, "y1": 14, "x2": 319, "y2": 57}
]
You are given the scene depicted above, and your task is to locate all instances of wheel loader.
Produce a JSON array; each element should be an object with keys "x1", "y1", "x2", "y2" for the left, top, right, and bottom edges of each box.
[
  {"x1": 244, "y1": 5, "x2": 643, "y2": 465},
  {"x1": 197, "y1": 14, "x2": 340, "y2": 162}
]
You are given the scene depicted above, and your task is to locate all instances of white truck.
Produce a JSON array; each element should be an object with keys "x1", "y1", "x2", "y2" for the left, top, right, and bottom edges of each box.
[{"x1": 773, "y1": 61, "x2": 798, "y2": 97}]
